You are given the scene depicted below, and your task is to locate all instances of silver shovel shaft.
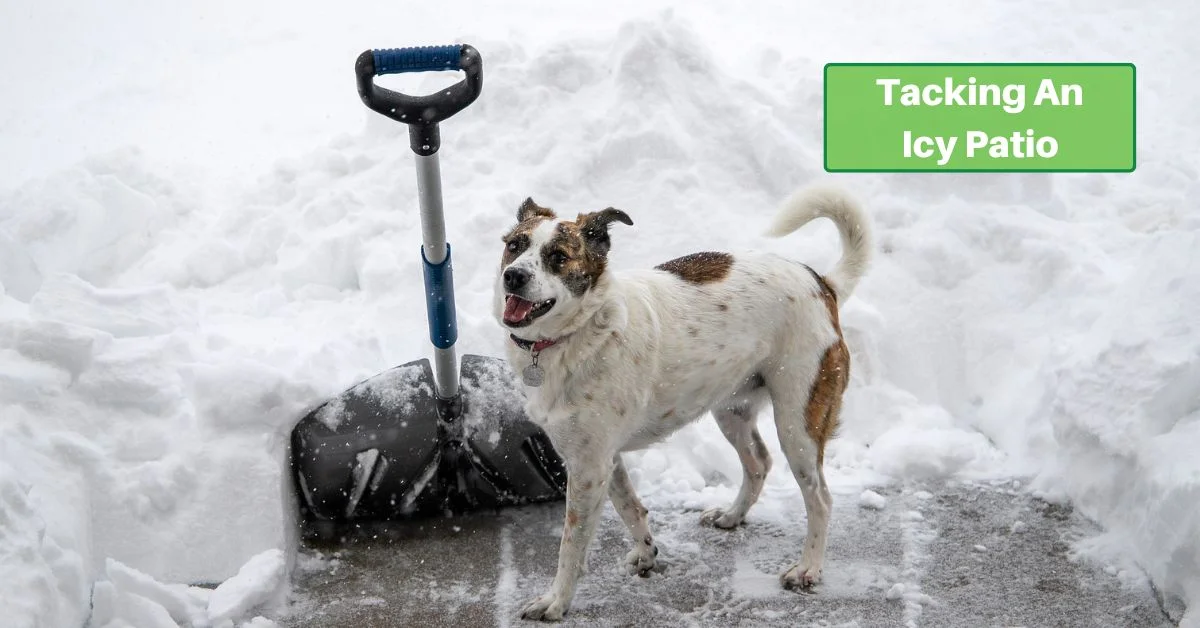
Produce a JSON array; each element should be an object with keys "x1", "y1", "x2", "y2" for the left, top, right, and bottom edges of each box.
[
  {"x1": 415, "y1": 152, "x2": 460, "y2": 400},
  {"x1": 416, "y1": 154, "x2": 448, "y2": 264}
]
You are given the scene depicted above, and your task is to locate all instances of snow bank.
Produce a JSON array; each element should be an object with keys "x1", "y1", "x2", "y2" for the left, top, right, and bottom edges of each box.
[
  {"x1": 0, "y1": 160, "x2": 303, "y2": 623},
  {"x1": 1, "y1": 0, "x2": 1198, "y2": 625},
  {"x1": 1034, "y1": 230, "x2": 1200, "y2": 620}
]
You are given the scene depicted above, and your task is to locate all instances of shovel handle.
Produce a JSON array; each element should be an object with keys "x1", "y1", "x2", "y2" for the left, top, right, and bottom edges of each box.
[
  {"x1": 372, "y1": 46, "x2": 462, "y2": 74},
  {"x1": 355, "y1": 44, "x2": 483, "y2": 156}
]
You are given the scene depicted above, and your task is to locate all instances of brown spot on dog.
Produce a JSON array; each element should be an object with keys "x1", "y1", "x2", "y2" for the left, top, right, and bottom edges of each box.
[
  {"x1": 661, "y1": 408, "x2": 675, "y2": 419},
  {"x1": 787, "y1": 295, "x2": 796, "y2": 303},
  {"x1": 717, "y1": 303, "x2": 728, "y2": 311},
  {"x1": 566, "y1": 509, "x2": 580, "y2": 527},
  {"x1": 583, "y1": 392, "x2": 594, "y2": 401},
  {"x1": 803, "y1": 264, "x2": 839, "y2": 323},
  {"x1": 541, "y1": 208, "x2": 633, "y2": 296},
  {"x1": 796, "y1": 264, "x2": 847, "y2": 464},
  {"x1": 656, "y1": 251, "x2": 733, "y2": 284},
  {"x1": 580, "y1": 480, "x2": 594, "y2": 491},
  {"x1": 688, "y1": 326, "x2": 699, "y2": 337},
  {"x1": 805, "y1": 339, "x2": 849, "y2": 465}
]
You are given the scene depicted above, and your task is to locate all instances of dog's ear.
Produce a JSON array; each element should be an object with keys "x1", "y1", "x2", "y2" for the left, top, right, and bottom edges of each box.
[
  {"x1": 517, "y1": 197, "x2": 556, "y2": 223},
  {"x1": 577, "y1": 208, "x2": 633, "y2": 257}
]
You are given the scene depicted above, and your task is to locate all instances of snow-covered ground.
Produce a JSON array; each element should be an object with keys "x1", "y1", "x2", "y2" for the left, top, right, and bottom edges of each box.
[{"x1": 1, "y1": 1, "x2": 1197, "y2": 626}]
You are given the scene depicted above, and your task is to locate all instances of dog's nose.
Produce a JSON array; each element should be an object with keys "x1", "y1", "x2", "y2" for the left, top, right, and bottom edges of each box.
[{"x1": 503, "y1": 267, "x2": 530, "y2": 292}]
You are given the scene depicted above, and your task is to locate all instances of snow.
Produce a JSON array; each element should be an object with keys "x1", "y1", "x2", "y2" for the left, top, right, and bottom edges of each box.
[
  {"x1": 1, "y1": 0, "x2": 1198, "y2": 626},
  {"x1": 89, "y1": 559, "x2": 212, "y2": 628},
  {"x1": 858, "y1": 490, "x2": 887, "y2": 510},
  {"x1": 207, "y1": 550, "x2": 288, "y2": 624}
]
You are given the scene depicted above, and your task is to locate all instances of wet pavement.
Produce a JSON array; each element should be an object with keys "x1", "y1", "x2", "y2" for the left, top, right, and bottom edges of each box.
[{"x1": 281, "y1": 481, "x2": 1173, "y2": 627}]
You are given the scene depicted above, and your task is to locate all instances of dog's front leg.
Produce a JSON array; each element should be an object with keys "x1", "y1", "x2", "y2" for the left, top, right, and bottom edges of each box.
[{"x1": 520, "y1": 456, "x2": 613, "y2": 622}]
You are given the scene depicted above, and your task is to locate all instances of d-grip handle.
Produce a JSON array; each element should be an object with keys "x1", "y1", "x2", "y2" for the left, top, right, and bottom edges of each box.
[
  {"x1": 372, "y1": 45, "x2": 462, "y2": 74},
  {"x1": 355, "y1": 44, "x2": 483, "y2": 156}
]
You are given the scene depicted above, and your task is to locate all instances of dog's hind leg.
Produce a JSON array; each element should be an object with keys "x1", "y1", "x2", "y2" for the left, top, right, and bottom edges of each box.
[
  {"x1": 769, "y1": 342, "x2": 848, "y2": 590},
  {"x1": 700, "y1": 399, "x2": 771, "y2": 529},
  {"x1": 608, "y1": 454, "x2": 658, "y2": 575}
]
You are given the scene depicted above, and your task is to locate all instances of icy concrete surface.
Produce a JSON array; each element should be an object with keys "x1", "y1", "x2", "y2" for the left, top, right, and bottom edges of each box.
[{"x1": 284, "y1": 482, "x2": 1172, "y2": 627}]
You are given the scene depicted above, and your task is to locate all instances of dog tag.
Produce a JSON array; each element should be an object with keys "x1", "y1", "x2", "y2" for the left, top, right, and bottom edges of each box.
[{"x1": 522, "y1": 363, "x2": 545, "y2": 387}]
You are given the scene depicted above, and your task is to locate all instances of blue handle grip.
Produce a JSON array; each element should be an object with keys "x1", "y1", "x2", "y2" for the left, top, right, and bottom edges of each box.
[
  {"x1": 421, "y1": 244, "x2": 458, "y2": 350},
  {"x1": 373, "y1": 46, "x2": 462, "y2": 75}
]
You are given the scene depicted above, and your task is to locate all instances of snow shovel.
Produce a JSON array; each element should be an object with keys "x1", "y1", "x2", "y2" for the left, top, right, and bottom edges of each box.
[{"x1": 290, "y1": 44, "x2": 566, "y2": 538}]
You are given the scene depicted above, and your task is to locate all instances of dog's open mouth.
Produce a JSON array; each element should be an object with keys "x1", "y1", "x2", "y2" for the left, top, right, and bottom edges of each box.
[{"x1": 503, "y1": 295, "x2": 555, "y2": 327}]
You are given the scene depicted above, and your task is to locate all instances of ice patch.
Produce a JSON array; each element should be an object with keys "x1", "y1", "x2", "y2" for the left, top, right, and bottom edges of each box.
[
  {"x1": 731, "y1": 556, "x2": 784, "y2": 600},
  {"x1": 492, "y1": 525, "x2": 517, "y2": 627}
]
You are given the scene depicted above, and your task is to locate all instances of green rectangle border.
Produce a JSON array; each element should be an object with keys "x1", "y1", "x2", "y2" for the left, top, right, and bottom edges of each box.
[{"x1": 822, "y1": 62, "x2": 1137, "y2": 173}]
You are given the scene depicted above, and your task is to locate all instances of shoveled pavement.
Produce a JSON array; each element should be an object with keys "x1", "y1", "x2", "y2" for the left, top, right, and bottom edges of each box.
[{"x1": 281, "y1": 481, "x2": 1174, "y2": 627}]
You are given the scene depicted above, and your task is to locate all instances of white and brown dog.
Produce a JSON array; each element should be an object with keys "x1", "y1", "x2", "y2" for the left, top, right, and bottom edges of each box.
[{"x1": 494, "y1": 186, "x2": 872, "y2": 621}]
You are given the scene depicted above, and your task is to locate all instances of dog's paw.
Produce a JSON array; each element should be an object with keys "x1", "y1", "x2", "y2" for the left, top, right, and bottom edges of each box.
[
  {"x1": 780, "y1": 562, "x2": 822, "y2": 592},
  {"x1": 520, "y1": 592, "x2": 569, "y2": 622},
  {"x1": 624, "y1": 543, "x2": 659, "y2": 577},
  {"x1": 699, "y1": 507, "x2": 743, "y2": 529}
]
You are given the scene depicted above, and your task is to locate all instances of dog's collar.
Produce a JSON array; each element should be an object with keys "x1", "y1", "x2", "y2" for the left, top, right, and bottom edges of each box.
[{"x1": 510, "y1": 334, "x2": 561, "y2": 353}]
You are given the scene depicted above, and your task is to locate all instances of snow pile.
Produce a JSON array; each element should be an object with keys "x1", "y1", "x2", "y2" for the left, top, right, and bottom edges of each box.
[
  {"x1": 1036, "y1": 229, "x2": 1200, "y2": 620},
  {"x1": 88, "y1": 555, "x2": 281, "y2": 628},
  {"x1": 0, "y1": 158, "x2": 302, "y2": 623},
  {"x1": 1, "y1": 0, "x2": 1198, "y2": 625}
]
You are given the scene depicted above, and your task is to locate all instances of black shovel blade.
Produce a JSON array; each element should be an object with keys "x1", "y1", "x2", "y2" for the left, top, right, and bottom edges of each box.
[
  {"x1": 290, "y1": 355, "x2": 567, "y2": 531},
  {"x1": 291, "y1": 359, "x2": 444, "y2": 523},
  {"x1": 453, "y1": 354, "x2": 567, "y2": 508}
]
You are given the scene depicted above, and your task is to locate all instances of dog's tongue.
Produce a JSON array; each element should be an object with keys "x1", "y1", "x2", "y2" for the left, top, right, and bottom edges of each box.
[{"x1": 503, "y1": 295, "x2": 535, "y2": 324}]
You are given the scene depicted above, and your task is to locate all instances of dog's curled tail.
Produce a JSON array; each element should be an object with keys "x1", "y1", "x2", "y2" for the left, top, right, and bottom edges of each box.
[{"x1": 765, "y1": 186, "x2": 873, "y2": 301}]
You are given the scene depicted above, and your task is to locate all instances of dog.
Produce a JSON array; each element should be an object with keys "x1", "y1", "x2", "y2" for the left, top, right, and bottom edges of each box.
[{"x1": 493, "y1": 186, "x2": 872, "y2": 621}]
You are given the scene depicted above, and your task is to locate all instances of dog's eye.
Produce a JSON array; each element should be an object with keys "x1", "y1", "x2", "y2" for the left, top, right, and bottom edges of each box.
[
  {"x1": 505, "y1": 236, "x2": 527, "y2": 254},
  {"x1": 548, "y1": 251, "x2": 569, "y2": 266}
]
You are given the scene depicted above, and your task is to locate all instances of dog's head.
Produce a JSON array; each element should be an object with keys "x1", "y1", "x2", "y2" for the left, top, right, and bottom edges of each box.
[{"x1": 495, "y1": 197, "x2": 632, "y2": 336}]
